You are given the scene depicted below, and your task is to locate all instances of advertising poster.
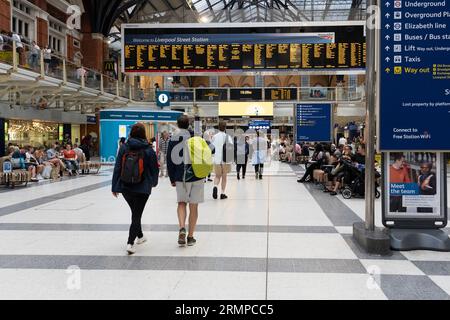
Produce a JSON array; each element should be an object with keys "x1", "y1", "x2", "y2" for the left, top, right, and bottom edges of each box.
[{"x1": 384, "y1": 152, "x2": 446, "y2": 220}]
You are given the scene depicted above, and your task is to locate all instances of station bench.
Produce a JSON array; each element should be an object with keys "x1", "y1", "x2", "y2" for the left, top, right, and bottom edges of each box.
[
  {"x1": 78, "y1": 161, "x2": 102, "y2": 174},
  {"x1": 0, "y1": 156, "x2": 31, "y2": 188}
]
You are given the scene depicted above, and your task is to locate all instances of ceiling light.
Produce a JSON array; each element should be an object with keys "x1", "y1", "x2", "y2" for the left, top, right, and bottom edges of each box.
[{"x1": 199, "y1": 15, "x2": 211, "y2": 23}]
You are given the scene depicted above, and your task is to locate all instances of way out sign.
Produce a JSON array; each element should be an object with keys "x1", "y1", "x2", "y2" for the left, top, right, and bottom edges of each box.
[{"x1": 156, "y1": 91, "x2": 170, "y2": 108}]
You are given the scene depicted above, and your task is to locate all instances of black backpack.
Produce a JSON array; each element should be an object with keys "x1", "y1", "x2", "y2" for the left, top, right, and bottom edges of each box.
[{"x1": 120, "y1": 149, "x2": 145, "y2": 185}]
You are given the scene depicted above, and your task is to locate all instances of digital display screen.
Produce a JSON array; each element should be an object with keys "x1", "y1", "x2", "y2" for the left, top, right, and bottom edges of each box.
[
  {"x1": 219, "y1": 102, "x2": 274, "y2": 117},
  {"x1": 123, "y1": 25, "x2": 365, "y2": 74}
]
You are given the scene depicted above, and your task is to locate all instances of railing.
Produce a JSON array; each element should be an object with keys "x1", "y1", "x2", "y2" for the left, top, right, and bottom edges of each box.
[
  {"x1": 1, "y1": 38, "x2": 365, "y2": 104},
  {"x1": 135, "y1": 86, "x2": 365, "y2": 103},
  {"x1": 0, "y1": 37, "x2": 136, "y2": 100}
]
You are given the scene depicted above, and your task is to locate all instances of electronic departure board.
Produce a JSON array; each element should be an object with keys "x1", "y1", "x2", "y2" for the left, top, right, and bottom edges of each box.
[{"x1": 123, "y1": 23, "x2": 366, "y2": 74}]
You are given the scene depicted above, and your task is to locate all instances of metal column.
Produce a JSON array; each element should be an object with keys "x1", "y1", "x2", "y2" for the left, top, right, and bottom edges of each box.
[{"x1": 365, "y1": 0, "x2": 377, "y2": 231}]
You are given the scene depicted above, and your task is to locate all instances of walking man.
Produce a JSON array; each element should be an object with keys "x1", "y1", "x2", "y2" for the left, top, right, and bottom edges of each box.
[
  {"x1": 167, "y1": 115, "x2": 205, "y2": 246},
  {"x1": 211, "y1": 121, "x2": 233, "y2": 199}
]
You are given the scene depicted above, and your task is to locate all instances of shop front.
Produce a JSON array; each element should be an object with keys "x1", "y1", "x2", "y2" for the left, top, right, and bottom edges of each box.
[{"x1": 6, "y1": 120, "x2": 62, "y2": 148}]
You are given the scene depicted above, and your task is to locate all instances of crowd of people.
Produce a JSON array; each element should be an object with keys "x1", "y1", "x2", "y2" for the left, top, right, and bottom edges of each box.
[
  {"x1": 296, "y1": 137, "x2": 368, "y2": 196},
  {"x1": 3, "y1": 135, "x2": 93, "y2": 181},
  {"x1": 112, "y1": 117, "x2": 275, "y2": 254},
  {"x1": 111, "y1": 116, "x2": 374, "y2": 255}
]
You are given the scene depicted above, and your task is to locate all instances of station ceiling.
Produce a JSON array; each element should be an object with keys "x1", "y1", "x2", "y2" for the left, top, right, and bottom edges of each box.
[{"x1": 75, "y1": 0, "x2": 366, "y2": 48}]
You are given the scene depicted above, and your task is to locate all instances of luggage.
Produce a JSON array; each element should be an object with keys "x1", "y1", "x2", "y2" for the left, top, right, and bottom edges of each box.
[{"x1": 42, "y1": 165, "x2": 53, "y2": 179}]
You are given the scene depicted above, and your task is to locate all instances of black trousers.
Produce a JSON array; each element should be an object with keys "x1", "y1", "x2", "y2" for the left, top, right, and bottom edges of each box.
[
  {"x1": 123, "y1": 192, "x2": 150, "y2": 245},
  {"x1": 254, "y1": 164, "x2": 264, "y2": 174},
  {"x1": 236, "y1": 156, "x2": 248, "y2": 177},
  {"x1": 300, "y1": 162, "x2": 320, "y2": 181}
]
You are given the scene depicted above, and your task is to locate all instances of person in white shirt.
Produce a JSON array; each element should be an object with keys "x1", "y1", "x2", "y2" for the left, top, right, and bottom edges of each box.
[
  {"x1": 43, "y1": 45, "x2": 52, "y2": 74},
  {"x1": 250, "y1": 131, "x2": 268, "y2": 180},
  {"x1": 211, "y1": 120, "x2": 233, "y2": 200},
  {"x1": 29, "y1": 41, "x2": 40, "y2": 69},
  {"x1": 338, "y1": 136, "x2": 348, "y2": 147},
  {"x1": 11, "y1": 32, "x2": 24, "y2": 65},
  {"x1": 0, "y1": 33, "x2": 4, "y2": 51}
]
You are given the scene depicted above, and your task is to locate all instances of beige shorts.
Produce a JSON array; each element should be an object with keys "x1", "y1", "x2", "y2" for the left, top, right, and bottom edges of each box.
[
  {"x1": 214, "y1": 164, "x2": 231, "y2": 175},
  {"x1": 176, "y1": 180, "x2": 205, "y2": 204}
]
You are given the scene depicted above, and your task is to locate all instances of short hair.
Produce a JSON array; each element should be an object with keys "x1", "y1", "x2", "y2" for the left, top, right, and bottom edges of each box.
[
  {"x1": 420, "y1": 161, "x2": 433, "y2": 170},
  {"x1": 218, "y1": 120, "x2": 227, "y2": 132},
  {"x1": 392, "y1": 152, "x2": 404, "y2": 162},
  {"x1": 177, "y1": 115, "x2": 190, "y2": 130},
  {"x1": 358, "y1": 144, "x2": 366, "y2": 150},
  {"x1": 129, "y1": 123, "x2": 147, "y2": 140}
]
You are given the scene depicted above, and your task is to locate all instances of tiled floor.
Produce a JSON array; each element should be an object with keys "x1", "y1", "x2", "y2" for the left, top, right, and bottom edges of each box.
[{"x1": 0, "y1": 162, "x2": 449, "y2": 300}]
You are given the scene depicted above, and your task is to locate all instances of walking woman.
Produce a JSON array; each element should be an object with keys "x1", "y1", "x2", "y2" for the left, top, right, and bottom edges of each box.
[
  {"x1": 251, "y1": 131, "x2": 267, "y2": 180},
  {"x1": 235, "y1": 135, "x2": 250, "y2": 180},
  {"x1": 112, "y1": 123, "x2": 159, "y2": 255}
]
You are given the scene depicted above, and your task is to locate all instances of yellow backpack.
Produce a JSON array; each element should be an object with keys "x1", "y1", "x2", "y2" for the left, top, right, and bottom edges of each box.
[{"x1": 187, "y1": 136, "x2": 213, "y2": 179}]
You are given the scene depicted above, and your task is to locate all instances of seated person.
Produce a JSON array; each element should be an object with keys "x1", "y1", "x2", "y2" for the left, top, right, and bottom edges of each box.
[
  {"x1": 46, "y1": 142, "x2": 65, "y2": 177},
  {"x1": 11, "y1": 147, "x2": 38, "y2": 182},
  {"x1": 62, "y1": 143, "x2": 79, "y2": 176},
  {"x1": 26, "y1": 146, "x2": 45, "y2": 180},
  {"x1": 285, "y1": 144, "x2": 294, "y2": 163},
  {"x1": 73, "y1": 144, "x2": 85, "y2": 164},
  {"x1": 325, "y1": 145, "x2": 364, "y2": 196},
  {"x1": 297, "y1": 144, "x2": 325, "y2": 183},
  {"x1": 34, "y1": 147, "x2": 52, "y2": 179}
]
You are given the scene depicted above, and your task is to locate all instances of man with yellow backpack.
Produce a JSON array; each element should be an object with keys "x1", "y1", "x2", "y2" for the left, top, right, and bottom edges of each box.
[{"x1": 167, "y1": 115, "x2": 213, "y2": 247}]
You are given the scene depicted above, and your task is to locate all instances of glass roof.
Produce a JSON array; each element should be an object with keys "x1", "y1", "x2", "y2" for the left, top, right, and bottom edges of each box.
[{"x1": 189, "y1": 0, "x2": 367, "y2": 23}]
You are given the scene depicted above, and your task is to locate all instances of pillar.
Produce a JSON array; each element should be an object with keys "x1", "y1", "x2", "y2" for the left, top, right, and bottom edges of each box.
[
  {"x1": 0, "y1": 118, "x2": 5, "y2": 157},
  {"x1": 81, "y1": 33, "x2": 105, "y2": 71},
  {"x1": 0, "y1": 0, "x2": 11, "y2": 33}
]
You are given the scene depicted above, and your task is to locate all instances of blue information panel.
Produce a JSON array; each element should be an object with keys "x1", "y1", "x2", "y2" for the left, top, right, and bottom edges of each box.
[
  {"x1": 380, "y1": 0, "x2": 450, "y2": 150},
  {"x1": 296, "y1": 104, "x2": 332, "y2": 143}
]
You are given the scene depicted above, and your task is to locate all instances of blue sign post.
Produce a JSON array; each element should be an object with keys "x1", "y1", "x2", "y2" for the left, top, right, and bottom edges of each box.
[
  {"x1": 379, "y1": 0, "x2": 450, "y2": 151},
  {"x1": 295, "y1": 104, "x2": 332, "y2": 143}
]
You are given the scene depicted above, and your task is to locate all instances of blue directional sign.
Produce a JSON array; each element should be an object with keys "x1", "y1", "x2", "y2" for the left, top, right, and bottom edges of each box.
[
  {"x1": 156, "y1": 91, "x2": 171, "y2": 108},
  {"x1": 380, "y1": 0, "x2": 450, "y2": 150},
  {"x1": 295, "y1": 104, "x2": 332, "y2": 143}
]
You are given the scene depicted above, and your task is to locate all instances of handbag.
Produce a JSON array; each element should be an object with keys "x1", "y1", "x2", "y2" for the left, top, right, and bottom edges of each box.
[{"x1": 42, "y1": 165, "x2": 52, "y2": 179}]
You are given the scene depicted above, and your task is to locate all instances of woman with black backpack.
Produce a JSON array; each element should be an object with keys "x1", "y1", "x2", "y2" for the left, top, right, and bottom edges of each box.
[{"x1": 112, "y1": 123, "x2": 159, "y2": 255}]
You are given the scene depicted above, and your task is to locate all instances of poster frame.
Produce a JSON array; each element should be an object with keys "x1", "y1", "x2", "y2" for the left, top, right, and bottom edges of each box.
[{"x1": 382, "y1": 152, "x2": 448, "y2": 229}]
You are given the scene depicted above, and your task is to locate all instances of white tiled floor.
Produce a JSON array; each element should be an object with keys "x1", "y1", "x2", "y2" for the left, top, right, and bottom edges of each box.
[
  {"x1": 360, "y1": 259, "x2": 425, "y2": 276},
  {"x1": 0, "y1": 164, "x2": 449, "y2": 300},
  {"x1": 267, "y1": 273, "x2": 387, "y2": 300}
]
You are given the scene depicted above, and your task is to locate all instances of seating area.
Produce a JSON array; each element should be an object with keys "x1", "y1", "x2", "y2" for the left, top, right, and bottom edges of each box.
[{"x1": 0, "y1": 142, "x2": 102, "y2": 189}]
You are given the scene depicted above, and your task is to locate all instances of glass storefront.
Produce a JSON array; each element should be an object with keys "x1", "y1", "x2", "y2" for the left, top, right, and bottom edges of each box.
[{"x1": 7, "y1": 120, "x2": 60, "y2": 148}]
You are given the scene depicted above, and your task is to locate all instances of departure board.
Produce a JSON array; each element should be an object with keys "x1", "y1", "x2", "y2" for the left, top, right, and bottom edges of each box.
[{"x1": 123, "y1": 24, "x2": 365, "y2": 74}]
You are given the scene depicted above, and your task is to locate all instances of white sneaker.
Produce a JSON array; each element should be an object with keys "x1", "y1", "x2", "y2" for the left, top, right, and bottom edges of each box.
[
  {"x1": 36, "y1": 174, "x2": 43, "y2": 180},
  {"x1": 136, "y1": 236, "x2": 147, "y2": 245},
  {"x1": 126, "y1": 244, "x2": 136, "y2": 255}
]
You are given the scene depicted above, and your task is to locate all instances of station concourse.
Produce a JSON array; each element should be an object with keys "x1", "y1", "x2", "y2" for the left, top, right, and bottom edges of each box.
[{"x1": 0, "y1": 0, "x2": 450, "y2": 302}]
